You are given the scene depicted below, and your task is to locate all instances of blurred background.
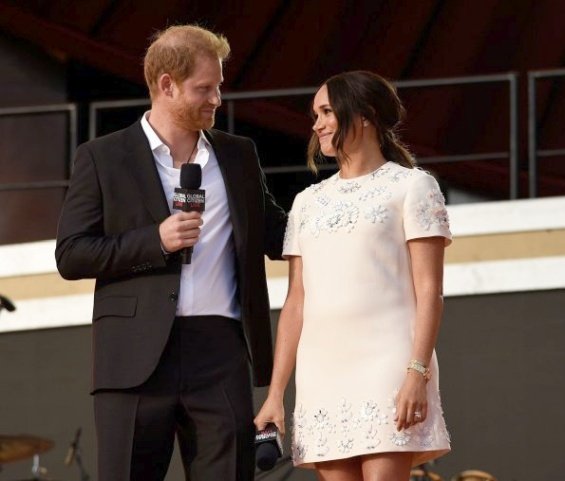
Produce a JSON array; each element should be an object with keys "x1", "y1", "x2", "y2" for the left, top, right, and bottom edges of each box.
[{"x1": 0, "y1": 1, "x2": 564, "y2": 480}]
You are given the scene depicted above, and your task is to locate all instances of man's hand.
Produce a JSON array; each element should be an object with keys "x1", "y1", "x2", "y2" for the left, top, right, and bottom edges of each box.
[{"x1": 159, "y1": 212, "x2": 203, "y2": 253}]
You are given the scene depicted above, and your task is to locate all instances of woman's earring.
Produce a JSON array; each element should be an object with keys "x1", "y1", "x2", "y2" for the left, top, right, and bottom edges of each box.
[{"x1": 362, "y1": 119, "x2": 369, "y2": 127}]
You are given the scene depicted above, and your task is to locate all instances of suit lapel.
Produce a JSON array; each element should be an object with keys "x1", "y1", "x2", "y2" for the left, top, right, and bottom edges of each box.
[
  {"x1": 123, "y1": 122, "x2": 170, "y2": 223},
  {"x1": 205, "y1": 130, "x2": 248, "y2": 254}
]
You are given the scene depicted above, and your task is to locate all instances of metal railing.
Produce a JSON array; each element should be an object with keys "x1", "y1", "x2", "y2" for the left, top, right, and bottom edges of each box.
[
  {"x1": 528, "y1": 68, "x2": 565, "y2": 198},
  {"x1": 0, "y1": 103, "x2": 78, "y2": 192},
  {"x1": 0, "y1": 74, "x2": 523, "y2": 198},
  {"x1": 89, "y1": 73, "x2": 520, "y2": 198},
  {"x1": 0, "y1": 103, "x2": 77, "y2": 192},
  {"x1": 396, "y1": 73, "x2": 519, "y2": 199}
]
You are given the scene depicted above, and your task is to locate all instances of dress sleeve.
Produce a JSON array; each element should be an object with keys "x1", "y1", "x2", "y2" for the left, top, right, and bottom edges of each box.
[
  {"x1": 282, "y1": 193, "x2": 303, "y2": 258},
  {"x1": 403, "y1": 172, "x2": 452, "y2": 246}
]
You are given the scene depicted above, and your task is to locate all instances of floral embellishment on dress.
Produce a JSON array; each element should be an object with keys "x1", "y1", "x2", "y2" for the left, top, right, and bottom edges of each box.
[
  {"x1": 390, "y1": 170, "x2": 411, "y2": 183},
  {"x1": 338, "y1": 398, "x2": 355, "y2": 432},
  {"x1": 282, "y1": 214, "x2": 295, "y2": 252},
  {"x1": 416, "y1": 423, "x2": 435, "y2": 448},
  {"x1": 311, "y1": 201, "x2": 359, "y2": 236},
  {"x1": 292, "y1": 441, "x2": 307, "y2": 462},
  {"x1": 307, "y1": 178, "x2": 330, "y2": 194},
  {"x1": 415, "y1": 188, "x2": 450, "y2": 230},
  {"x1": 365, "y1": 424, "x2": 381, "y2": 450},
  {"x1": 358, "y1": 186, "x2": 391, "y2": 202},
  {"x1": 314, "y1": 408, "x2": 331, "y2": 429},
  {"x1": 360, "y1": 400, "x2": 379, "y2": 421},
  {"x1": 291, "y1": 390, "x2": 448, "y2": 464},
  {"x1": 365, "y1": 205, "x2": 388, "y2": 224},
  {"x1": 371, "y1": 164, "x2": 392, "y2": 179},
  {"x1": 292, "y1": 405, "x2": 309, "y2": 462},
  {"x1": 390, "y1": 430, "x2": 412, "y2": 446},
  {"x1": 316, "y1": 194, "x2": 330, "y2": 206},
  {"x1": 315, "y1": 433, "x2": 330, "y2": 457},
  {"x1": 337, "y1": 438, "x2": 354, "y2": 453},
  {"x1": 337, "y1": 181, "x2": 362, "y2": 194}
]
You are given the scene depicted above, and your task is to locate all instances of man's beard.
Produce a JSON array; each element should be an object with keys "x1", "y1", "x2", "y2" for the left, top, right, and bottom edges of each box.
[{"x1": 172, "y1": 103, "x2": 215, "y2": 131}]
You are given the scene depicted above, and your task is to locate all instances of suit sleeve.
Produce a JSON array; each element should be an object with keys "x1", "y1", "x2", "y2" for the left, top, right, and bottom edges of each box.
[{"x1": 55, "y1": 144, "x2": 166, "y2": 281}]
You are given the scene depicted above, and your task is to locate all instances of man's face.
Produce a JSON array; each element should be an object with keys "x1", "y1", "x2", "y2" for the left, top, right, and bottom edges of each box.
[{"x1": 171, "y1": 55, "x2": 223, "y2": 131}]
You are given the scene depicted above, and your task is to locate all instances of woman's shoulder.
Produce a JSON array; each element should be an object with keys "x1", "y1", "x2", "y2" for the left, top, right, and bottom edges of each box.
[
  {"x1": 299, "y1": 173, "x2": 338, "y2": 197},
  {"x1": 385, "y1": 162, "x2": 439, "y2": 186}
]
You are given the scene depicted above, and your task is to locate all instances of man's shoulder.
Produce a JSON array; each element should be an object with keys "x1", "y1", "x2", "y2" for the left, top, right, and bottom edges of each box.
[
  {"x1": 79, "y1": 121, "x2": 143, "y2": 153},
  {"x1": 206, "y1": 128, "x2": 254, "y2": 147}
]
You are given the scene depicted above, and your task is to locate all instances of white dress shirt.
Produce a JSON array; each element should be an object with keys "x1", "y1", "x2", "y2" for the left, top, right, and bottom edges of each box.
[{"x1": 141, "y1": 112, "x2": 240, "y2": 320}]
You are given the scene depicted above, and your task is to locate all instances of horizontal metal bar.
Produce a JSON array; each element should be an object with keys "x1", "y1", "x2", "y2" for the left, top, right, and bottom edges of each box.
[
  {"x1": 395, "y1": 73, "x2": 516, "y2": 89},
  {"x1": 223, "y1": 87, "x2": 317, "y2": 101},
  {"x1": 0, "y1": 103, "x2": 76, "y2": 116},
  {"x1": 0, "y1": 180, "x2": 70, "y2": 191},
  {"x1": 529, "y1": 68, "x2": 565, "y2": 80},
  {"x1": 263, "y1": 152, "x2": 509, "y2": 174},
  {"x1": 89, "y1": 72, "x2": 516, "y2": 113},
  {"x1": 263, "y1": 164, "x2": 336, "y2": 174},
  {"x1": 90, "y1": 98, "x2": 150, "y2": 110},
  {"x1": 418, "y1": 152, "x2": 509, "y2": 164},
  {"x1": 537, "y1": 148, "x2": 565, "y2": 158}
]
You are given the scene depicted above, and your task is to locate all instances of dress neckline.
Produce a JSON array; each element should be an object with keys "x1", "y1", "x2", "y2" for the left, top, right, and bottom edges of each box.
[{"x1": 336, "y1": 161, "x2": 390, "y2": 182}]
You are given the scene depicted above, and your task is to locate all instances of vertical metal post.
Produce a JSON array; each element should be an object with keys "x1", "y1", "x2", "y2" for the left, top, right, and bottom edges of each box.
[
  {"x1": 227, "y1": 100, "x2": 235, "y2": 134},
  {"x1": 508, "y1": 72, "x2": 519, "y2": 199},
  {"x1": 527, "y1": 73, "x2": 538, "y2": 198},
  {"x1": 68, "y1": 104, "x2": 78, "y2": 177},
  {"x1": 88, "y1": 103, "x2": 97, "y2": 141}
]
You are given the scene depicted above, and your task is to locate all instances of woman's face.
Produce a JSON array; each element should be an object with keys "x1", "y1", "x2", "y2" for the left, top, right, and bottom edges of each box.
[
  {"x1": 312, "y1": 85, "x2": 339, "y2": 156},
  {"x1": 312, "y1": 84, "x2": 364, "y2": 157}
]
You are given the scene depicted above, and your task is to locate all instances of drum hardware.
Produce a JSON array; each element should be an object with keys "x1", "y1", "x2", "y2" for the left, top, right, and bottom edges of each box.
[
  {"x1": 451, "y1": 469, "x2": 498, "y2": 481},
  {"x1": 0, "y1": 435, "x2": 53, "y2": 464},
  {"x1": 410, "y1": 466, "x2": 443, "y2": 481},
  {"x1": 64, "y1": 428, "x2": 89, "y2": 481},
  {"x1": 0, "y1": 434, "x2": 55, "y2": 480}
]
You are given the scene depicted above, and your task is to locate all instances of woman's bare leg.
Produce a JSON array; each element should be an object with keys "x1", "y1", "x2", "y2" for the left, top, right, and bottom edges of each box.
[
  {"x1": 361, "y1": 452, "x2": 413, "y2": 481},
  {"x1": 315, "y1": 456, "x2": 363, "y2": 481}
]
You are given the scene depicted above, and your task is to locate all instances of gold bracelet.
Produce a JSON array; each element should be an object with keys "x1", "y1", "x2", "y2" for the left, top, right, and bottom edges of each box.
[{"x1": 407, "y1": 359, "x2": 431, "y2": 381}]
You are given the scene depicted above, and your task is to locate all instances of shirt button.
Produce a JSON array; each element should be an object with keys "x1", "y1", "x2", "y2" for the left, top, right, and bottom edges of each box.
[{"x1": 169, "y1": 293, "x2": 178, "y2": 302}]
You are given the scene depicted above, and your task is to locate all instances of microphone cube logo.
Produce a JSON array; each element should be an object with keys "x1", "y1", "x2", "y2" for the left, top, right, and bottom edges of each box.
[{"x1": 173, "y1": 189, "x2": 205, "y2": 212}]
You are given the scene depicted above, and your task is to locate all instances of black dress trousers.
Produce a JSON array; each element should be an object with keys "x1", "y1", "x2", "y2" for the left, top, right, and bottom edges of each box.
[{"x1": 94, "y1": 316, "x2": 255, "y2": 481}]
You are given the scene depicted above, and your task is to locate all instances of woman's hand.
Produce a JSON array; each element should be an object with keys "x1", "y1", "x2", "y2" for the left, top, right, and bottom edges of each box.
[
  {"x1": 254, "y1": 394, "x2": 286, "y2": 436},
  {"x1": 394, "y1": 370, "x2": 428, "y2": 431}
]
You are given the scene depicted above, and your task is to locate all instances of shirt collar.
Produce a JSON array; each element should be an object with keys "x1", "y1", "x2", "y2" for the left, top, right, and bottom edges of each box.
[{"x1": 141, "y1": 110, "x2": 211, "y2": 154}]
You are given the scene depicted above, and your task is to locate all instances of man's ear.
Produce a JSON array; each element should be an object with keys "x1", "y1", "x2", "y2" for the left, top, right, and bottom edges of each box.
[{"x1": 158, "y1": 73, "x2": 174, "y2": 97}]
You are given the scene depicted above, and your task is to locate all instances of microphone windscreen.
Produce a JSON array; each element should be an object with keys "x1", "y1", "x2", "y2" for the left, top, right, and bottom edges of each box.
[
  {"x1": 256, "y1": 442, "x2": 279, "y2": 471},
  {"x1": 180, "y1": 163, "x2": 202, "y2": 189}
]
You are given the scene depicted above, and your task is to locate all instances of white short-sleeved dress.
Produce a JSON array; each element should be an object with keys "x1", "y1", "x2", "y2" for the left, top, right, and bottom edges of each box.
[{"x1": 283, "y1": 161, "x2": 452, "y2": 468}]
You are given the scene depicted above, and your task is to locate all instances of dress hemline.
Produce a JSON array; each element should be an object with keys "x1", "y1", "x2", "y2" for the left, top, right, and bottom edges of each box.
[{"x1": 293, "y1": 446, "x2": 450, "y2": 469}]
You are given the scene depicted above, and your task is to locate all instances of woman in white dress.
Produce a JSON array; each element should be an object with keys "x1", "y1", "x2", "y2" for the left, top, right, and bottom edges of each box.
[{"x1": 255, "y1": 71, "x2": 451, "y2": 481}]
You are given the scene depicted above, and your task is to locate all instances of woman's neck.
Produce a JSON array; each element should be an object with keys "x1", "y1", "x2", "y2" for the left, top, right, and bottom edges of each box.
[{"x1": 338, "y1": 142, "x2": 387, "y2": 179}]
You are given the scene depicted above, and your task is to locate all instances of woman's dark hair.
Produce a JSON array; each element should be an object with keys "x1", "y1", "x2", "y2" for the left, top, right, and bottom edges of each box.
[{"x1": 307, "y1": 70, "x2": 415, "y2": 174}]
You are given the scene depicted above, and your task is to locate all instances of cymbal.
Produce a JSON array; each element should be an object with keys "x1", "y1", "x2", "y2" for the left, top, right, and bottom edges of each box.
[
  {"x1": 410, "y1": 468, "x2": 443, "y2": 481},
  {"x1": 0, "y1": 435, "x2": 54, "y2": 463},
  {"x1": 452, "y1": 470, "x2": 498, "y2": 481}
]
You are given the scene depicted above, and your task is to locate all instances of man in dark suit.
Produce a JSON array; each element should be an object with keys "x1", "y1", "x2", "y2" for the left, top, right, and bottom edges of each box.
[{"x1": 55, "y1": 24, "x2": 286, "y2": 481}]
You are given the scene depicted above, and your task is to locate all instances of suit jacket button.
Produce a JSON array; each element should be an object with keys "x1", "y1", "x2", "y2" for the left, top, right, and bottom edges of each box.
[{"x1": 169, "y1": 293, "x2": 178, "y2": 302}]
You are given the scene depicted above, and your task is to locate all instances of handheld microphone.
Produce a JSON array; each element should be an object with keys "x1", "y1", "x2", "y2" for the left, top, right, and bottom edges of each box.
[
  {"x1": 255, "y1": 423, "x2": 283, "y2": 471},
  {"x1": 0, "y1": 294, "x2": 16, "y2": 313},
  {"x1": 64, "y1": 427, "x2": 82, "y2": 466},
  {"x1": 172, "y1": 163, "x2": 205, "y2": 264}
]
